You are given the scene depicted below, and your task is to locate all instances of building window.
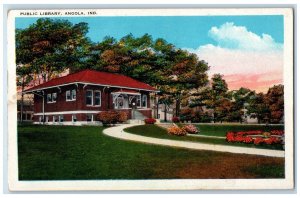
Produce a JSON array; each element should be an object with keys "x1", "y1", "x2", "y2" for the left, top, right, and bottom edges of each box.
[
  {"x1": 72, "y1": 89, "x2": 76, "y2": 100},
  {"x1": 53, "y1": 116, "x2": 58, "y2": 122},
  {"x1": 52, "y1": 93, "x2": 57, "y2": 102},
  {"x1": 47, "y1": 93, "x2": 57, "y2": 103},
  {"x1": 46, "y1": 116, "x2": 49, "y2": 122},
  {"x1": 86, "y1": 90, "x2": 93, "y2": 105},
  {"x1": 114, "y1": 96, "x2": 124, "y2": 109},
  {"x1": 47, "y1": 94, "x2": 52, "y2": 103},
  {"x1": 66, "y1": 90, "x2": 71, "y2": 101},
  {"x1": 86, "y1": 114, "x2": 93, "y2": 122},
  {"x1": 94, "y1": 91, "x2": 101, "y2": 106},
  {"x1": 72, "y1": 115, "x2": 77, "y2": 122},
  {"x1": 142, "y1": 95, "x2": 147, "y2": 108},
  {"x1": 66, "y1": 89, "x2": 76, "y2": 101},
  {"x1": 39, "y1": 116, "x2": 43, "y2": 123},
  {"x1": 59, "y1": 115, "x2": 64, "y2": 122},
  {"x1": 137, "y1": 95, "x2": 141, "y2": 107}
]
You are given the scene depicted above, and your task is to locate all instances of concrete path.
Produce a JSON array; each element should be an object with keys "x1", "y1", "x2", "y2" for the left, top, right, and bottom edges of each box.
[{"x1": 103, "y1": 124, "x2": 285, "y2": 158}]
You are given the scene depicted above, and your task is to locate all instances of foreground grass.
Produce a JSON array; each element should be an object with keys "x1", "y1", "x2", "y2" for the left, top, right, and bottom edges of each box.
[
  {"x1": 18, "y1": 125, "x2": 284, "y2": 180},
  {"x1": 124, "y1": 125, "x2": 284, "y2": 150}
]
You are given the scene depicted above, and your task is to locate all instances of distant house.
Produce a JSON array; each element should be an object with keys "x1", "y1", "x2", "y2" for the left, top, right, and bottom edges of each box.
[
  {"x1": 24, "y1": 69, "x2": 158, "y2": 125},
  {"x1": 17, "y1": 97, "x2": 34, "y2": 122}
]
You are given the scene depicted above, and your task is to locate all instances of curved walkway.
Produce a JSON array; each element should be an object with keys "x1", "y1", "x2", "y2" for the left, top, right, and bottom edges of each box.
[{"x1": 103, "y1": 124, "x2": 285, "y2": 158}]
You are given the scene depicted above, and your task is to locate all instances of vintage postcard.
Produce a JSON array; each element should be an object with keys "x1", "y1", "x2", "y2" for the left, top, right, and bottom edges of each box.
[{"x1": 7, "y1": 8, "x2": 294, "y2": 191}]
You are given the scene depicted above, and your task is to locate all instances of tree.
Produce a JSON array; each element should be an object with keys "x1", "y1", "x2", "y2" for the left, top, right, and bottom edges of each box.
[
  {"x1": 16, "y1": 18, "x2": 91, "y2": 85},
  {"x1": 208, "y1": 74, "x2": 229, "y2": 122},
  {"x1": 16, "y1": 65, "x2": 32, "y2": 123},
  {"x1": 265, "y1": 85, "x2": 284, "y2": 123},
  {"x1": 247, "y1": 85, "x2": 284, "y2": 124},
  {"x1": 87, "y1": 34, "x2": 209, "y2": 115},
  {"x1": 227, "y1": 87, "x2": 255, "y2": 122},
  {"x1": 214, "y1": 98, "x2": 233, "y2": 122},
  {"x1": 247, "y1": 92, "x2": 269, "y2": 124}
]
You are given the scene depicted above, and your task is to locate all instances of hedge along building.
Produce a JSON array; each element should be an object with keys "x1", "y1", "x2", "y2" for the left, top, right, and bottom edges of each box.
[{"x1": 24, "y1": 69, "x2": 158, "y2": 125}]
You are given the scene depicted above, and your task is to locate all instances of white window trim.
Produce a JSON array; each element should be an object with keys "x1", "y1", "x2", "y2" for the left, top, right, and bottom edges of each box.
[
  {"x1": 86, "y1": 114, "x2": 94, "y2": 122},
  {"x1": 52, "y1": 93, "x2": 57, "y2": 103},
  {"x1": 47, "y1": 93, "x2": 52, "y2": 103},
  {"x1": 137, "y1": 95, "x2": 142, "y2": 108},
  {"x1": 66, "y1": 89, "x2": 76, "y2": 102},
  {"x1": 47, "y1": 93, "x2": 57, "y2": 103},
  {"x1": 114, "y1": 95, "x2": 125, "y2": 109},
  {"x1": 86, "y1": 90, "x2": 93, "y2": 106},
  {"x1": 142, "y1": 94, "x2": 147, "y2": 108},
  {"x1": 59, "y1": 115, "x2": 64, "y2": 122},
  {"x1": 94, "y1": 90, "x2": 101, "y2": 106},
  {"x1": 71, "y1": 89, "x2": 76, "y2": 100},
  {"x1": 66, "y1": 90, "x2": 71, "y2": 101},
  {"x1": 72, "y1": 114, "x2": 77, "y2": 123}
]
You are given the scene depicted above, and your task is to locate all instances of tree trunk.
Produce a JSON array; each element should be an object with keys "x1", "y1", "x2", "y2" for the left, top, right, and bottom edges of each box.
[
  {"x1": 164, "y1": 104, "x2": 167, "y2": 122},
  {"x1": 175, "y1": 97, "x2": 181, "y2": 117}
]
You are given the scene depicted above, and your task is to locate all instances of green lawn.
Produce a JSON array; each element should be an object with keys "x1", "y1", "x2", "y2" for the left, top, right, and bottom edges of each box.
[
  {"x1": 124, "y1": 124, "x2": 284, "y2": 150},
  {"x1": 18, "y1": 125, "x2": 284, "y2": 180},
  {"x1": 193, "y1": 124, "x2": 284, "y2": 137}
]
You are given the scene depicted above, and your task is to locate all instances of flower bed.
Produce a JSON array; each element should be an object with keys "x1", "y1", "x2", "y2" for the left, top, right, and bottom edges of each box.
[{"x1": 226, "y1": 130, "x2": 284, "y2": 145}]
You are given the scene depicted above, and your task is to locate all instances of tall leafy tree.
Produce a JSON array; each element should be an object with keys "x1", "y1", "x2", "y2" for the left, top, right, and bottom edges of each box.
[
  {"x1": 87, "y1": 34, "x2": 209, "y2": 115},
  {"x1": 247, "y1": 92, "x2": 269, "y2": 124},
  {"x1": 16, "y1": 18, "x2": 91, "y2": 84},
  {"x1": 265, "y1": 84, "x2": 284, "y2": 123},
  {"x1": 227, "y1": 87, "x2": 255, "y2": 122},
  {"x1": 208, "y1": 74, "x2": 229, "y2": 122}
]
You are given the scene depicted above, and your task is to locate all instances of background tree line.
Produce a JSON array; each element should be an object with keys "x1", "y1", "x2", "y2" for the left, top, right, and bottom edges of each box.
[{"x1": 16, "y1": 18, "x2": 284, "y2": 124}]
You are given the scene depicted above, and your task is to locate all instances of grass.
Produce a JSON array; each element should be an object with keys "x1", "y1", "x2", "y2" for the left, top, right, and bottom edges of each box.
[
  {"x1": 192, "y1": 124, "x2": 284, "y2": 137},
  {"x1": 124, "y1": 124, "x2": 284, "y2": 150},
  {"x1": 18, "y1": 124, "x2": 284, "y2": 180}
]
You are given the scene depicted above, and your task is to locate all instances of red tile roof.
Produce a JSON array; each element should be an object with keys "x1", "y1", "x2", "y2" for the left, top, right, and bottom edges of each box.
[{"x1": 25, "y1": 69, "x2": 157, "y2": 92}]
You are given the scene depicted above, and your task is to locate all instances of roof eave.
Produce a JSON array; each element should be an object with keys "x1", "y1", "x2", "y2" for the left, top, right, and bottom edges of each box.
[{"x1": 23, "y1": 82, "x2": 159, "y2": 93}]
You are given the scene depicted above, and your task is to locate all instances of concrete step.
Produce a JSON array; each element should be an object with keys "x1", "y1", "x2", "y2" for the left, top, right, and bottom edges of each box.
[
  {"x1": 127, "y1": 119, "x2": 144, "y2": 124},
  {"x1": 132, "y1": 110, "x2": 147, "y2": 120}
]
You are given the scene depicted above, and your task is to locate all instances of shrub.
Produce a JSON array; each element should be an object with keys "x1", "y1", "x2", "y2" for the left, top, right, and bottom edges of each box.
[
  {"x1": 182, "y1": 124, "x2": 199, "y2": 134},
  {"x1": 117, "y1": 111, "x2": 128, "y2": 123},
  {"x1": 144, "y1": 118, "x2": 156, "y2": 124},
  {"x1": 172, "y1": 117, "x2": 180, "y2": 123},
  {"x1": 96, "y1": 111, "x2": 128, "y2": 125},
  {"x1": 167, "y1": 126, "x2": 187, "y2": 136}
]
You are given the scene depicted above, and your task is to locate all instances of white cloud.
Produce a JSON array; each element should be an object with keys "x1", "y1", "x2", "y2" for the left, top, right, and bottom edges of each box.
[
  {"x1": 186, "y1": 22, "x2": 283, "y2": 92},
  {"x1": 208, "y1": 22, "x2": 282, "y2": 52},
  {"x1": 193, "y1": 45, "x2": 283, "y2": 76}
]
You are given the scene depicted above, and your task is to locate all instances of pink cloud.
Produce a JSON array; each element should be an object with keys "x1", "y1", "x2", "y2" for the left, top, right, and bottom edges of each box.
[{"x1": 224, "y1": 72, "x2": 283, "y2": 93}]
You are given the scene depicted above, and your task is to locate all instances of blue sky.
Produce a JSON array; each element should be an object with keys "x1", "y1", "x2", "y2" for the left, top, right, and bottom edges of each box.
[
  {"x1": 15, "y1": 15, "x2": 284, "y2": 92},
  {"x1": 15, "y1": 15, "x2": 283, "y2": 49}
]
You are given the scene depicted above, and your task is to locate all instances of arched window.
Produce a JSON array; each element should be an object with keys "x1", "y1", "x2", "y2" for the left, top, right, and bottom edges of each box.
[
  {"x1": 114, "y1": 95, "x2": 124, "y2": 109},
  {"x1": 142, "y1": 95, "x2": 147, "y2": 108}
]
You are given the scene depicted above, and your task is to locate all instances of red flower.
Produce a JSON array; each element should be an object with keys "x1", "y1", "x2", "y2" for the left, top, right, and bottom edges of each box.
[{"x1": 254, "y1": 137, "x2": 264, "y2": 145}]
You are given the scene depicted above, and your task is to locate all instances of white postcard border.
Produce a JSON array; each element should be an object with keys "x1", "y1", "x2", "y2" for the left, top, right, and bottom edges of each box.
[{"x1": 7, "y1": 8, "x2": 294, "y2": 191}]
